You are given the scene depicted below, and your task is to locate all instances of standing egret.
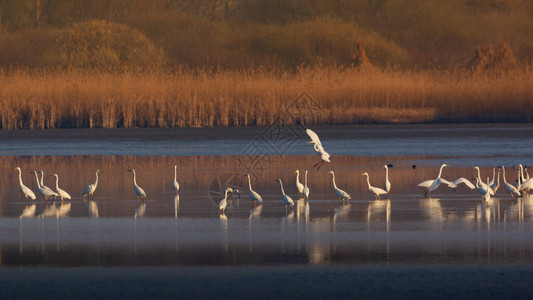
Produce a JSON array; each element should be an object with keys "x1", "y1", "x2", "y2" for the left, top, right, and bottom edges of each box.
[
  {"x1": 82, "y1": 170, "x2": 100, "y2": 200},
  {"x1": 328, "y1": 171, "x2": 351, "y2": 202},
  {"x1": 501, "y1": 166, "x2": 521, "y2": 198},
  {"x1": 31, "y1": 171, "x2": 58, "y2": 203},
  {"x1": 275, "y1": 179, "x2": 294, "y2": 208},
  {"x1": 417, "y1": 163, "x2": 448, "y2": 196},
  {"x1": 384, "y1": 165, "x2": 391, "y2": 194},
  {"x1": 172, "y1": 165, "x2": 180, "y2": 195},
  {"x1": 306, "y1": 129, "x2": 330, "y2": 170},
  {"x1": 362, "y1": 172, "x2": 388, "y2": 200},
  {"x1": 51, "y1": 174, "x2": 71, "y2": 202},
  {"x1": 294, "y1": 170, "x2": 304, "y2": 195},
  {"x1": 244, "y1": 174, "x2": 263, "y2": 203},
  {"x1": 219, "y1": 188, "x2": 232, "y2": 213},
  {"x1": 303, "y1": 170, "x2": 310, "y2": 200},
  {"x1": 128, "y1": 169, "x2": 147, "y2": 201},
  {"x1": 473, "y1": 166, "x2": 495, "y2": 196},
  {"x1": 13, "y1": 167, "x2": 36, "y2": 202},
  {"x1": 472, "y1": 177, "x2": 490, "y2": 198},
  {"x1": 38, "y1": 171, "x2": 55, "y2": 195}
]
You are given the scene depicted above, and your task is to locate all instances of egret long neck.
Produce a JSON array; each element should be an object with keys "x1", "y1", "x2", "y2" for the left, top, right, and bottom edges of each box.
[
  {"x1": 296, "y1": 172, "x2": 300, "y2": 186},
  {"x1": 33, "y1": 173, "x2": 41, "y2": 188},
  {"x1": 94, "y1": 172, "x2": 99, "y2": 187},
  {"x1": 132, "y1": 171, "x2": 138, "y2": 186},
  {"x1": 174, "y1": 166, "x2": 177, "y2": 181},
  {"x1": 385, "y1": 167, "x2": 389, "y2": 181},
  {"x1": 501, "y1": 167, "x2": 507, "y2": 184},
  {"x1": 55, "y1": 176, "x2": 60, "y2": 190},
  {"x1": 247, "y1": 176, "x2": 252, "y2": 189},
  {"x1": 40, "y1": 172, "x2": 45, "y2": 186},
  {"x1": 491, "y1": 168, "x2": 496, "y2": 184},
  {"x1": 365, "y1": 174, "x2": 372, "y2": 189},
  {"x1": 17, "y1": 169, "x2": 23, "y2": 186},
  {"x1": 279, "y1": 181, "x2": 286, "y2": 196},
  {"x1": 331, "y1": 174, "x2": 337, "y2": 189},
  {"x1": 437, "y1": 165, "x2": 445, "y2": 178}
]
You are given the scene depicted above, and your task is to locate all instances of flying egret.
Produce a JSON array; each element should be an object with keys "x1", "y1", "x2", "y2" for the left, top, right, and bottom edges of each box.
[
  {"x1": 500, "y1": 166, "x2": 521, "y2": 198},
  {"x1": 294, "y1": 170, "x2": 304, "y2": 195},
  {"x1": 383, "y1": 165, "x2": 391, "y2": 193},
  {"x1": 219, "y1": 188, "x2": 231, "y2": 213},
  {"x1": 473, "y1": 166, "x2": 495, "y2": 196},
  {"x1": 417, "y1": 163, "x2": 448, "y2": 196},
  {"x1": 275, "y1": 179, "x2": 294, "y2": 209},
  {"x1": 328, "y1": 171, "x2": 351, "y2": 202},
  {"x1": 172, "y1": 165, "x2": 180, "y2": 195},
  {"x1": 31, "y1": 171, "x2": 58, "y2": 203},
  {"x1": 13, "y1": 167, "x2": 36, "y2": 202},
  {"x1": 362, "y1": 172, "x2": 388, "y2": 200},
  {"x1": 82, "y1": 169, "x2": 100, "y2": 200},
  {"x1": 51, "y1": 174, "x2": 71, "y2": 202},
  {"x1": 306, "y1": 129, "x2": 330, "y2": 170},
  {"x1": 303, "y1": 170, "x2": 310, "y2": 200},
  {"x1": 128, "y1": 169, "x2": 147, "y2": 201},
  {"x1": 244, "y1": 174, "x2": 263, "y2": 203}
]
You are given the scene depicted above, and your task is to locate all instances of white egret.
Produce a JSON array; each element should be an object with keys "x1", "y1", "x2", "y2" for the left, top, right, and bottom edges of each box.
[
  {"x1": 38, "y1": 171, "x2": 56, "y2": 195},
  {"x1": 13, "y1": 167, "x2": 36, "y2": 202},
  {"x1": 520, "y1": 177, "x2": 533, "y2": 195},
  {"x1": 31, "y1": 171, "x2": 58, "y2": 203},
  {"x1": 244, "y1": 174, "x2": 263, "y2": 203},
  {"x1": 473, "y1": 166, "x2": 495, "y2": 196},
  {"x1": 362, "y1": 172, "x2": 388, "y2": 200},
  {"x1": 306, "y1": 129, "x2": 330, "y2": 170},
  {"x1": 275, "y1": 179, "x2": 294, "y2": 208},
  {"x1": 303, "y1": 170, "x2": 310, "y2": 200},
  {"x1": 483, "y1": 177, "x2": 491, "y2": 202},
  {"x1": 501, "y1": 166, "x2": 521, "y2": 198},
  {"x1": 172, "y1": 165, "x2": 180, "y2": 195},
  {"x1": 294, "y1": 170, "x2": 304, "y2": 195},
  {"x1": 383, "y1": 165, "x2": 391, "y2": 193},
  {"x1": 472, "y1": 177, "x2": 490, "y2": 198},
  {"x1": 328, "y1": 171, "x2": 351, "y2": 202},
  {"x1": 490, "y1": 169, "x2": 501, "y2": 193},
  {"x1": 417, "y1": 163, "x2": 448, "y2": 196},
  {"x1": 82, "y1": 169, "x2": 100, "y2": 200},
  {"x1": 489, "y1": 167, "x2": 497, "y2": 187},
  {"x1": 51, "y1": 174, "x2": 71, "y2": 202},
  {"x1": 128, "y1": 169, "x2": 147, "y2": 201},
  {"x1": 219, "y1": 188, "x2": 231, "y2": 213}
]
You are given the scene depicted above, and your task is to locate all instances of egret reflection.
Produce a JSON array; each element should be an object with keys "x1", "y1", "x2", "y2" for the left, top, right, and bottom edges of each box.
[
  {"x1": 19, "y1": 204, "x2": 36, "y2": 219},
  {"x1": 84, "y1": 200, "x2": 99, "y2": 218}
]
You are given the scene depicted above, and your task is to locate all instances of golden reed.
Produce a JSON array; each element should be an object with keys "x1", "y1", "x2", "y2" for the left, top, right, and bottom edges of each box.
[{"x1": 0, "y1": 66, "x2": 531, "y2": 129}]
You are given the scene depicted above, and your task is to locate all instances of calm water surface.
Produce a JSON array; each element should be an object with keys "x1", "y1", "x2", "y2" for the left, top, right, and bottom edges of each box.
[{"x1": 0, "y1": 124, "x2": 532, "y2": 267}]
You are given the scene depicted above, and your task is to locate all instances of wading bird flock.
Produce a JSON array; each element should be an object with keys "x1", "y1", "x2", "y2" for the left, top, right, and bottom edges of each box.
[{"x1": 9, "y1": 129, "x2": 533, "y2": 214}]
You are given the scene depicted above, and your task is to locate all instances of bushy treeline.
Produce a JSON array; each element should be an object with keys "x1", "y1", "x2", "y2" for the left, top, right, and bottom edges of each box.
[{"x1": 1, "y1": 0, "x2": 533, "y2": 69}]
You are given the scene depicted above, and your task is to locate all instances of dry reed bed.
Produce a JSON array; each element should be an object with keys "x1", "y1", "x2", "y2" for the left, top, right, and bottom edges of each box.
[{"x1": 0, "y1": 67, "x2": 531, "y2": 129}]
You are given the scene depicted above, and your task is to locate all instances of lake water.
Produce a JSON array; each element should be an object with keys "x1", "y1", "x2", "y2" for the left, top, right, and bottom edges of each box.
[{"x1": 0, "y1": 124, "x2": 532, "y2": 268}]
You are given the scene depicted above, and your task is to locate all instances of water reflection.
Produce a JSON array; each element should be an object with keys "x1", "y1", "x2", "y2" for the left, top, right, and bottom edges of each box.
[
  {"x1": 84, "y1": 200, "x2": 99, "y2": 218},
  {"x1": 134, "y1": 202, "x2": 146, "y2": 219},
  {"x1": 19, "y1": 204, "x2": 36, "y2": 219}
]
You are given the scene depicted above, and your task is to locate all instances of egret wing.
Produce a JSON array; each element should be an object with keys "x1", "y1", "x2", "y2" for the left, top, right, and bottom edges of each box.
[
  {"x1": 453, "y1": 177, "x2": 475, "y2": 189},
  {"x1": 306, "y1": 129, "x2": 323, "y2": 147}
]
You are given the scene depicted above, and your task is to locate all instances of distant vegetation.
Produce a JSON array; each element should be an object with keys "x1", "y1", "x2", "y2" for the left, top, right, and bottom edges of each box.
[
  {"x1": 0, "y1": 1, "x2": 532, "y2": 128},
  {"x1": 1, "y1": 0, "x2": 533, "y2": 69}
]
